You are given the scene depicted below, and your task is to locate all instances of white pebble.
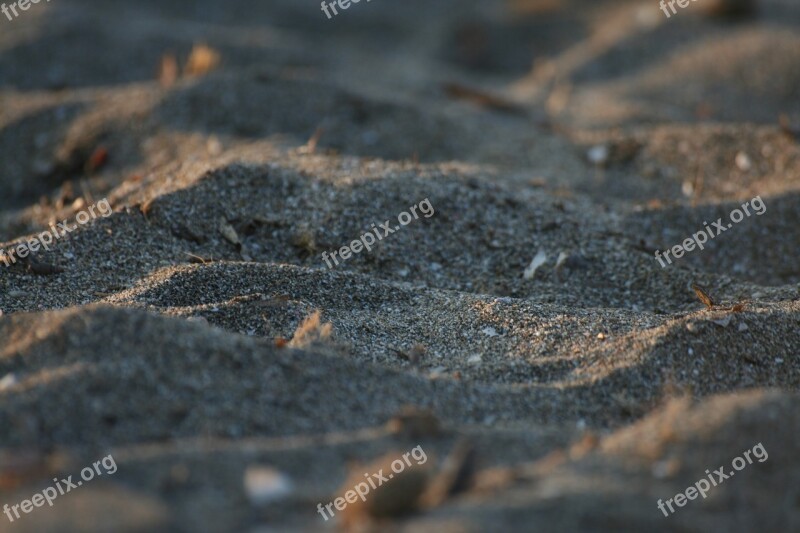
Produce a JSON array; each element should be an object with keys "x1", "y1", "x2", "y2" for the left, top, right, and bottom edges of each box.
[
  {"x1": 244, "y1": 466, "x2": 293, "y2": 506},
  {"x1": 0, "y1": 373, "x2": 17, "y2": 391},
  {"x1": 587, "y1": 145, "x2": 608, "y2": 165},
  {"x1": 735, "y1": 152, "x2": 752, "y2": 172}
]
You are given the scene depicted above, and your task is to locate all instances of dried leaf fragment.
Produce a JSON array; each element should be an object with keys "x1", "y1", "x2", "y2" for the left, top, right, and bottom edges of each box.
[
  {"x1": 443, "y1": 82, "x2": 524, "y2": 115},
  {"x1": 691, "y1": 283, "x2": 715, "y2": 309},
  {"x1": 185, "y1": 252, "x2": 211, "y2": 264},
  {"x1": 779, "y1": 114, "x2": 800, "y2": 139},
  {"x1": 158, "y1": 53, "x2": 179, "y2": 87},
  {"x1": 288, "y1": 311, "x2": 332, "y2": 348},
  {"x1": 301, "y1": 126, "x2": 324, "y2": 154},
  {"x1": 85, "y1": 146, "x2": 108, "y2": 174},
  {"x1": 140, "y1": 198, "x2": 156, "y2": 219},
  {"x1": 184, "y1": 44, "x2": 221, "y2": 77}
]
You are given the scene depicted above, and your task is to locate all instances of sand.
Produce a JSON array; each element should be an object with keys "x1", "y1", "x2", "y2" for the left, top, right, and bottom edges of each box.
[{"x1": 1, "y1": 0, "x2": 799, "y2": 531}]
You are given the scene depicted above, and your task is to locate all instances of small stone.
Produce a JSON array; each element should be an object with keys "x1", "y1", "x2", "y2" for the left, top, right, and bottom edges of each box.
[
  {"x1": 735, "y1": 152, "x2": 752, "y2": 171},
  {"x1": 712, "y1": 316, "x2": 732, "y2": 328},
  {"x1": 481, "y1": 327, "x2": 499, "y2": 337},
  {"x1": 206, "y1": 137, "x2": 223, "y2": 156},
  {"x1": 587, "y1": 145, "x2": 609, "y2": 165},
  {"x1": 0, "y1": 373, "x2": 17, "y2": 391},
  {"x1": 218, "y1": 218, "x2": 240, "y2": 245},
  {"x1": 564, "y1": 255, "x2": 590, "y2": 270},
  {"x1": 429, "y1": 366, "x2": 447, "y2": 378},
  {"x1": 738, "y1": 321, "x2": 749, "y2": 332},
  {"x1": 243, "y1": 466, "x2": 293, "y2": 506},
  {"x1": 596, "y1": 333, "x2": 606, "y2": 340},
  {"x1": 467, "y1": 354, "x2": 482, "y2": 365}
]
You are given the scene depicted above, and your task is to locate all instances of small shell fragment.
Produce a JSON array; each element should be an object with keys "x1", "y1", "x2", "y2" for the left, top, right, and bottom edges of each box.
[
  {"x1": 219, "y1": 218, "x2": 240, "y2": 246},
  {"x1": 523, "y1": 249, "x2": 547, "y2": 280}
]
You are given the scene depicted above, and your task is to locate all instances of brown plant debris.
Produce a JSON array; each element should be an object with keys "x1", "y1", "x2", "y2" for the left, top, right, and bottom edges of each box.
[
  {"x1": 288, "y1": 311, "x2": 332, "y2": 348},
  {"x1": 184, "y1": 43, "x2": 221, "y2": 77},
  {"x1": 691, "y1": 282, "x2": 715, "y2": 309}
]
